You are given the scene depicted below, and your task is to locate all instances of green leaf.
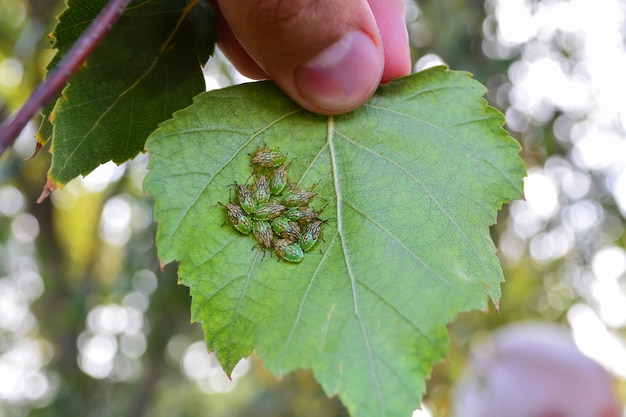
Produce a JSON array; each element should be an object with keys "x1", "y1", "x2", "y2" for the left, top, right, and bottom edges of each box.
[
  {"x1": 144, "y1": 66, "x2": 525, "y2": 417},
  {"x1": 40, "y1": 0, "x2": 216, "y2": 186},
  {"x1": 36, "y1": 0, "x2": 109, "y2": 148},
  {"x1": 185, "y1": 0, "x2": 218, "y2": 65}
]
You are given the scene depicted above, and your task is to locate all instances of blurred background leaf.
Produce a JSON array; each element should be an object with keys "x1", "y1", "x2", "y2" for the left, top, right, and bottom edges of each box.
[
  {"x1": 44, "y1": 0, "x2": 216, "y2": 185},
  {"x1": 1, "y1": 0, "x2": 626, "y2": 416}
]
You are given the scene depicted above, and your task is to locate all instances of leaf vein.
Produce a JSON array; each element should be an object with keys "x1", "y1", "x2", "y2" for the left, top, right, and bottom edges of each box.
[
  {"x1": 56, "y1": 56, "x2": 161, "y2": 175},
  {"x1": 280, "y1": 231, "x2": 337, "y2": 363},
  {"x1": 337, "y1": 131, "x2": 491, "y2": 279},
  {"x1": 362, "y1": 103, "x2": 519, "y2": 193},
  {"x1": 342, "y1": 198, "x2": 451, "y2": 286},
  {"x1": 296, "y1": 142, "x2": 328, "y2": 188},
  {"x1": 328, "y1": 116, "x2": 386, "y2": 416},
  {"x1": 356, "y1": 279, "x2": 437, "y2": 347},
  {"x1": 392, "y1": 80, "x2": 476, "y2": 101}
]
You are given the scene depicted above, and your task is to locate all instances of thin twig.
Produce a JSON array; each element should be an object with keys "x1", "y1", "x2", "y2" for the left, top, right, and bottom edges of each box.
[{"x1": 0, "y1": 0, "x2": 133, "y2": 156}]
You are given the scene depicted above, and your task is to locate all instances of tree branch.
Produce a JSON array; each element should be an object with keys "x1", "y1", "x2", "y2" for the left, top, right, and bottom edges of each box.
[{"x1": 0, "y1": 0, "x2": 133, "y2": 156}]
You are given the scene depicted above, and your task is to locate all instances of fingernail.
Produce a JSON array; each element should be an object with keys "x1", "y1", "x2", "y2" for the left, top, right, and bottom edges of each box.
[{"x1": 295, "y1": 30, "x2": 383, "y2": 113}]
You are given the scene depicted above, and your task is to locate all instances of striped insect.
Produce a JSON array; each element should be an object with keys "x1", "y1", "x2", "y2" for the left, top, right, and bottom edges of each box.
[
  {"x1": 218, "y1": 202, "x2": 252, "y2": 235},
  {"x1": 298, "y1": 220, "x2": 324, "y2": 252},
  {"x1": 252, "y1": 175, "x2": 271, "y2": 204},
  {"x1": 250, "y1": 147, "x2": 286, "y2": 169},
  {"x1": 235, "y1": 182, "x2": 256, "y2": 215},
  {"x1": 285, "y1": 206, "x2": 322, "y2": 223},
  {"x1": 271, "y1": 217, "x2": 301, "y2": 243},
  {"x1": 252, "y1": 220, "x2": 273, "y2": 248},
  {"x1": 268, "y1": 162, "x2": 292, "y2": 195},
  {"x1": 273, "y1": 238, "x2": 304, "y2": 263},
  {"x1": 281, "y1": 188, "x2": 316, "y2": 207},
  {"x1": 252, "y1": 202, "x2": 285, "y2": 221}
]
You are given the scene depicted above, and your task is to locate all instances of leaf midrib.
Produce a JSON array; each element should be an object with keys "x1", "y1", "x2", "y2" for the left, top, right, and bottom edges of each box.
[{"x1": 327, "y1": 116, "x2": 386, "y2": 416}]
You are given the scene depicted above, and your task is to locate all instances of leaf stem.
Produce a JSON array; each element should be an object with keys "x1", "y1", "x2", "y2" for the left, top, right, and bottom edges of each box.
[{"x1": 0, "y1": 0, "x2": 133, "y2": 156}]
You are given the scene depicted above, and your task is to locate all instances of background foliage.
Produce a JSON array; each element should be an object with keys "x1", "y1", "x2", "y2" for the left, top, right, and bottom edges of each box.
[{"x1": 1, "y1": 0, "x2": 625, "y2": 416}]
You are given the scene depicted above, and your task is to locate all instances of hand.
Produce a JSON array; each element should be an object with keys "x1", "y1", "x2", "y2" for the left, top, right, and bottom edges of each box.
[{"x1": 210, "y1": 0, "x2": 411, "y2": 115}]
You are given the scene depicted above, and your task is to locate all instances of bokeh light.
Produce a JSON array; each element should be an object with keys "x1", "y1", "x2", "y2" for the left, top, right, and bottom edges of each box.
[
  {"x1": 483, "y1": 0, "x2": 626, "y2": 412},
  {"x1": 181, "y1": 341, "x2": 251, "y2": 394}
]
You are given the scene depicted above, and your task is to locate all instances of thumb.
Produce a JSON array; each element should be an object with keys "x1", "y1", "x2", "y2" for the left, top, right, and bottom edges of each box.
[{"x1": 215, "y1": 0, "x2": 384, "y2": 115}]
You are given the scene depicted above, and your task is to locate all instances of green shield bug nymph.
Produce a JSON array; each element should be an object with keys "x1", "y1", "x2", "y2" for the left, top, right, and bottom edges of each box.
[
  {"x1": 252, "y1": 175, "x2": 271, "y2": 204},
  {"x1": 220, "y1": 146, "x2": 325, "y2": 262},
  {"x1": 281, "y1": 188, "x2": 316, "y2": 207},
  {"x1": 271, "y1": 217, "x2": 301, "y2": 243},
  {"x1": 252, "y1": 203, "x2": 285, "y2": 221},
  {"x1": 252, "y1": 220, "x2": 273, "y2": 248},
  {"x1": 299, "y1": 220, "x2": 323, "y2": 252},
  {"x1": 235, "y1": 182, "x2": 256, "y2": 215},
  {"x1": 269, "y1": 162, "x2": 291, "y2": 195},
  {"x1": 250, "y1": 147, "x2": 286, "y2": 168},
  {"x1": 273, "y1": 238, "x2": 304, "y2": 263},
  {"x1": 219, "y1": 202, "x2": 252, "y2": 235},
  {"x1": 285, "y1": 206, "x2": 320, "y2": 223}
]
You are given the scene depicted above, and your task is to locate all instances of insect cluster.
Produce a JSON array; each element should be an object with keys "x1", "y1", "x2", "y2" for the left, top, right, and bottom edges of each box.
[{"x1": 219, "y1": 147, "x2": 325, "y2": 263}]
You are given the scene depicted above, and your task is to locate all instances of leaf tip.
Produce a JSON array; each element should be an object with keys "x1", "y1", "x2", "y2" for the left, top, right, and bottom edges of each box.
[
  {"x1": 37, "y1": 177, "x2": 61, "y2": 203},
  {"x1": 24, "y1": 140, "x2": 43, "y2": 161}
]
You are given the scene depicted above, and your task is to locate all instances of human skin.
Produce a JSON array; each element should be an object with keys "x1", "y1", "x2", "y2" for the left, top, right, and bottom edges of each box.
[{"x1": 210, "y1": 0, "x2": 412, "y2": 115}]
